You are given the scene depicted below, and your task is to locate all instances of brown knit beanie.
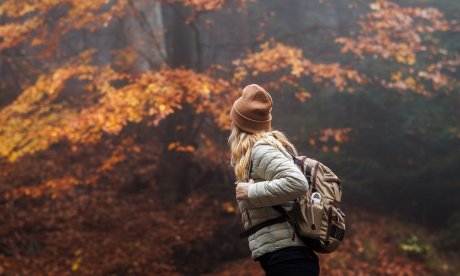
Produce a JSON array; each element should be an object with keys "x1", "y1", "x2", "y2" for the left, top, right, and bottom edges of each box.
[{"x1": 230, "y1": 84, "x2": 273, "y2": 134}]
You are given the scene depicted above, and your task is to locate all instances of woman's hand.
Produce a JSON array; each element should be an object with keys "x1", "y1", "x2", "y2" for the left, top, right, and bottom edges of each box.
[{"x1": 236, "y1": 179, "x2": 254, "y2": 200}]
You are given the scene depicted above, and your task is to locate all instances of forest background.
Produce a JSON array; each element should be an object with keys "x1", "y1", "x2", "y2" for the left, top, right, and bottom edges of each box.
[{"x1": 0, "y1": 0, "x2": 459, "y2": 275}]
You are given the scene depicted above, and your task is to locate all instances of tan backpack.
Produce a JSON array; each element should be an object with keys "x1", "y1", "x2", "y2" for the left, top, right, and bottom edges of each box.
[
  {"x1": 285, "y1": 153, "x2": 346, "y2": 253},
  {"x1": 239, "y1": 145, "x2": 346, "y2": 254}
]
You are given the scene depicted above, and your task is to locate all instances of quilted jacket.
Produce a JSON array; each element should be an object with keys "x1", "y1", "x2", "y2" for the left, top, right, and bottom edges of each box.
[{"x1": 237, "y1": 134, "x2": 309, "y2": 260}]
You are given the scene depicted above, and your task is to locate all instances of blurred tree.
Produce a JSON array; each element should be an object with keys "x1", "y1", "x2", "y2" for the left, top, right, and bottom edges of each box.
[{"x1": 0, "y1": 0, "x2": 458, "y2": 274}]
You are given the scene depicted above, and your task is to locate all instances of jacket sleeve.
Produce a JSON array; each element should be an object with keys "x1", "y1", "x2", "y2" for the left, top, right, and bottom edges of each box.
[{"x1": 246, "y1": 141, "x2": 309, "y2": 208}]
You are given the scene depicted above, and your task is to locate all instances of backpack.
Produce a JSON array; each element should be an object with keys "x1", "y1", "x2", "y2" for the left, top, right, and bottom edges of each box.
[{"x1": 239, "y1": 141, "x2": 346, "y2": 254}]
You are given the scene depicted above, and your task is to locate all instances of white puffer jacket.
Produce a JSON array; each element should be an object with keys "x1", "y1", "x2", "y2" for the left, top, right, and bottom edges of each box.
[{"x1": 237, "y1": 134, "x2": 309, "y2": 260}]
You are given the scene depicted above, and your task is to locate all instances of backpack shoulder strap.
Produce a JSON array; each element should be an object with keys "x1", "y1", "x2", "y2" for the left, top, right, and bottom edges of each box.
[
  {"x1": 239, "y1": 205, "x2": 297, "y2": 240},
  {"x1": 239, "y1": 215, "x2": 287, "y2": 238}
]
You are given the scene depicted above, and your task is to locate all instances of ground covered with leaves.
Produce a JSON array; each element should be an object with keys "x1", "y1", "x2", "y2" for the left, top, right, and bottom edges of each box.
[
  {"x1": 1, "y1": 142, "x2": 457, "y2": 276},
  {"x1": 208, "y1": 210, "x2": 457, "y2": 276}
]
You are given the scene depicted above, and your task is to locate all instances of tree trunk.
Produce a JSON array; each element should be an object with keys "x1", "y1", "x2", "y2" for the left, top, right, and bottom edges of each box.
[{"x1": 124, "y1": 0, "x2": 167, "y2": 71}]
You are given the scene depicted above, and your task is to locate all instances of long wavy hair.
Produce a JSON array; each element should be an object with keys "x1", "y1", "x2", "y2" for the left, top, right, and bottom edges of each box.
[{"x1": 228, "y1": 124, "x2": 298, "y2": 182}]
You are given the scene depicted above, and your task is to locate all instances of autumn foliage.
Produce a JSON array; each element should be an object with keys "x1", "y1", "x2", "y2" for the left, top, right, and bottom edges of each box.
[{"x1": 0, "y1": 0, "x2": 459, "y2": 275}]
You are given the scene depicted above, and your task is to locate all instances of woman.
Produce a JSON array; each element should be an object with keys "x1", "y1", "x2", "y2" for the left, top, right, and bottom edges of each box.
[{"x1": 228, "y1": 84, "x2": 320, "y2": 276}]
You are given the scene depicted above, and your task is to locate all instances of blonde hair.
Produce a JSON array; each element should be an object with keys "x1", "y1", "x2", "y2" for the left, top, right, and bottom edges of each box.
[{"x1": 228, "y1": 124, "x2": 298, "y2": 182}]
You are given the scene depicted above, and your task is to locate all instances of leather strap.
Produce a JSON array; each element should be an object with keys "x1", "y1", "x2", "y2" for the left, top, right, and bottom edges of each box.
[{"x1": 239, "y1": 215, "x2": 287, "y2": 238}]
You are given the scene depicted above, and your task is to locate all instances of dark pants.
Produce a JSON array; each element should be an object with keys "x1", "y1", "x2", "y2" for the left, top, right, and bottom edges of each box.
[{"x1": 257, "y1": 246, "x2": 320, "y2": 276}]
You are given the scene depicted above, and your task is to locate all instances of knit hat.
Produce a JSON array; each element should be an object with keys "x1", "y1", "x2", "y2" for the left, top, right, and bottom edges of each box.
[{"x1": 230, "y1": 84, "x2": 273, "y2": 134}]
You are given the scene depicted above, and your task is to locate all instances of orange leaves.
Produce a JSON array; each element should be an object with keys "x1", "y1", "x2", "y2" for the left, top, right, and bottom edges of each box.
[
  {"x1": 384, "y1": 72, "x2": 431, "y2": 95},
  {"x1": 307, "y1": 128, "x2": 352, "y2": 153},
  {"x1": 336, "y1": 0, "x2": 450, "y2": 63},
  {"x1": 320, "y1": 128, "x2": 352, "y2": 143},
  {"x1": 294, "y1": 89, "x2": 311, "y2": 102},
  {"x1": 162, "y1": 0, "x2": 247, "y2": 13},
  {"x1": 0, "y1": 0, "x2": 127, "y2": 54},
  {"x1": 221, "y1": 201, "x2": 237, "y2": 214},
  {"x1": 0, "y1": 137, "x2": 223, "y2": 274},
  {"x1": 182, "y1": 0, "x2": 227, "y2": 12},
  {"x1": 233, "y1": 42, "x2": 365, "y2": 94},
  {"x1": 0, "y1": 17, "x2": 44, "y2": 50},
  {"x1": 417, "y1": 59, "x2": 459, "y2": 92},
  {"x1": 336, "y1": 0, "x2": 458, "y2": 95},
  {"x1": 192, "y1": 134, "x2": 230, "y2": 169},
  {"x1": 112, "y1": 47, "x2": 139, "y2": 72},
  {"x1": 167, "y1": 142, "x2": 196, "y2": 153},
  {"x1": 0, "y1": 61, "x2": 232, "y2": 161},
  {"x1": 233, "y1": 42, "x2": 305, "y2": 77},
  {"x1": 97, "y1": 137, "x2": 137, "y2": 173},
  {"x1": 0, "y1": 38, "x2": 365, "y2": 162},
  {"x1": 4, "y1": 176, "x2": 80, "y2": 200}
]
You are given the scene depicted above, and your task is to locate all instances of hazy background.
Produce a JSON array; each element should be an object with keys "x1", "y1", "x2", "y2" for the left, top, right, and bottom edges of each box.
[{"x1": 0, "y1": 0, "x2": 459, "y2": 275}]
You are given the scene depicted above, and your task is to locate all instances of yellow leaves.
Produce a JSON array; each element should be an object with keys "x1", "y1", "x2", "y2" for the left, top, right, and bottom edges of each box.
[
  {"x1": 231, "y1": 65, "x2": 248, "y2": 83},
  {"x1": 71, "y1": 263, "x2": 79, "y2": 272},
  {"x1": 370, "y1": 2, "x2": 381, "y2": 11},
  {"x1": 238, "y1": 42, "x2": 304, "y2": 76},
  {"x1": 336, "y1": 1, "x2": 457, "y2": 96},
  {"x1": 336, "y1": 0, "x2": 450, "y2": 89},
  {"x1": 202, "y1": 82, "x2": 210, "y2": 96},
  {"x1": 159, "y1": 104, "x2": 167, "y2": 112},
  {"x1": 0, "y1": 0, "x2": 127, "y2": 52},
  {"x1": 0, "y1": 49, "x2": 362, "y2": 162},
  {"x1": 0, "y1": 1, "x2": 40, "y2": 17},
  {"x1": 395, "y1": 53, "x2": 406, "y2": 64},
  {"x1": 395, "y1": 51, "x2": 417, "y2": 65},
  {"x1": 0, "y1": 17, "x2": 44, "y2": 50},
  {"x1": 0, "y1": 62, "x2": 232, "y2": 161},
  {"x1": 71, "y1": 248, "x2": 83, "y2": 271},
  {"x1": 407, "y1": 55, "x2": 416, "y2": 65},
  {"x1": 385, "y1": 73, "x2": 429, "y2": 94},
  {"x1": 391, "y1": 71, "x2": 402, "y2": 81},
  {"x1": 404, "y1": 77, "x2": 417, "y2": 90},
  {"x1": 49, "y1": 130, "x2": 60, "y2": 138}
]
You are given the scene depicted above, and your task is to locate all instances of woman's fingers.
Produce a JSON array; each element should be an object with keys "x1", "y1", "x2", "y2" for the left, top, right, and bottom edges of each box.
[{"x1": 235, "y1": 182, "x2": 250, "y2": 200}]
